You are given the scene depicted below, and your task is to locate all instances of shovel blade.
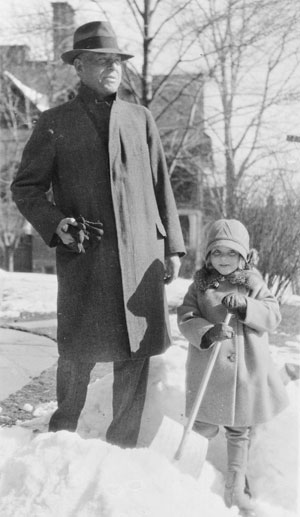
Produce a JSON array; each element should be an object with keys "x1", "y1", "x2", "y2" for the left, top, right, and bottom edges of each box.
[{"x1": 150, "y1": 416, "x2": 208, "y2": 479}]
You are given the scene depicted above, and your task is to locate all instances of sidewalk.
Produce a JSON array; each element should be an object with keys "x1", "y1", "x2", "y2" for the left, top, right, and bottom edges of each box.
[
  {"x1": 12, "y1": 318, "x2": 57, "y2": 329},
  {"x1": 0, "y1": 319, "x2": 58, "y2": 401}
]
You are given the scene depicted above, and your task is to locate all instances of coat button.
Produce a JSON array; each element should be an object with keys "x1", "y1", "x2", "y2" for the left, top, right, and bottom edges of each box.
[{"x1": 227, "y1": 353, "x2": 236, "y2": 362}]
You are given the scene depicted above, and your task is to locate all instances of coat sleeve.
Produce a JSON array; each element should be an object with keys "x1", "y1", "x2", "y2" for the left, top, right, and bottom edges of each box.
[
  {"x1": 177, "y1": 282, "x2": 214, "y2": 349},
  {"x1": 243, "y1": 277, "x2": 281, "y2": 333},
  {"x1": 145, "y1": 109, "x2": 185, "y2": 257},
  {"x1": 11, "y1": 112, "x2": 65, "y2": 246}
]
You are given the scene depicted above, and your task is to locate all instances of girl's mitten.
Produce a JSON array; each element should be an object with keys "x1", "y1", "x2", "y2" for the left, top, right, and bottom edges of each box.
[
  {"x1": 201, "y1": 323, "x2": 234, "y2": 349},
  {"x1": 222, "y1": 293, "x2": 247, "y2": 318}
]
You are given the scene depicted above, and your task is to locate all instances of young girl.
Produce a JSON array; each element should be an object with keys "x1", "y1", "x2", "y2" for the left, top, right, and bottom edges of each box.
[{"x1": 177, "y1": 219, "x2": 288, "y2": 517}]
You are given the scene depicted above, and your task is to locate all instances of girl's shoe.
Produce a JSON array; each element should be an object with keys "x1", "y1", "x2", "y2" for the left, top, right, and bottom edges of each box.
[
  {"x1": 224, "y1": 472, "x2": 257, "y2": 516},
  {"x1": 244, "y1": 476, "x2": 252, "y2": 497},
  {"x1": 285, "y1": 363, "x2": 300, "y2": 381},
  {"x1": 238, "y1": 510, "x2": 257, "y2": 517}
]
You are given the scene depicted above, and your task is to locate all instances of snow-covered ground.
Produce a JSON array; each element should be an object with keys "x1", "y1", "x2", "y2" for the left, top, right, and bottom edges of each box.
[{"x1": 0, "y1": 270, "x2": 299, "y2": 517}]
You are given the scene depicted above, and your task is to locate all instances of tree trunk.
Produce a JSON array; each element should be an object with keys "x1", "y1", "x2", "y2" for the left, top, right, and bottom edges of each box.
[
  {"x1": 5, "y1": 246, "x2": 15, "y2": 272},
  {"x1": 225, "y1": 150, "x2": 236, "y2": 217},
  {"x1": 142, "y1": 0, "x2": 152, "y2": 107}
]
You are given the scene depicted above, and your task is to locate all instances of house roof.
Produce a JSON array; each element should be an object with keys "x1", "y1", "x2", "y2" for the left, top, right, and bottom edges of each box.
[{"x1": 4, "y1": 71, "x2": 50, "y2": 112}]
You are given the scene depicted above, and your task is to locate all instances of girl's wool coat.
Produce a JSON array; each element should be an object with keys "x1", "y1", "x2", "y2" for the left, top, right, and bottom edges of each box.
[
  {"x1": 177, "y1": 268, "x2": 288, "y2": 426},
  {"x1": 11, "y1": 93, "x2": 185, "y2": 362}
]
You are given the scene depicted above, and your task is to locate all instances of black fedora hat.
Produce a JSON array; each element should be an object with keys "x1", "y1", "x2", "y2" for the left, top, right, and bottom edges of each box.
[{"x1": 61, "y1": 21, "x2": 134, "y2": 64}]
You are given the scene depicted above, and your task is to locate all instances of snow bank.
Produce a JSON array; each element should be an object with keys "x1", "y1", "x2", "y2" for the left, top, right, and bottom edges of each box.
[
  {"x1": 0, "y1": 271, "x2": 57, "y2": 318},
  {"x1": 1, "y1": 272, "x2": 299, "y2": 317},
  {"x1": 0, "y1": 345, "x2": 298, "y2": 517},
  {"x1": 0, "y1": 427, "x2": 236, "y2": 517},
  {"x1": 249, "y1": 382, "x2": 300, "y2": 514},
  {"x1": 0, "y1": 272, "x2": 299, "y2": 516}
]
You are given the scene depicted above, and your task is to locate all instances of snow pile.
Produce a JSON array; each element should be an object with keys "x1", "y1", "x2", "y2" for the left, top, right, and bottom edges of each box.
[
  {"x1": 0, "y1": 348, "x2": 298, "y2": 517},
  {"x1": 0, "y1": 427, "x2": 235, "y2": 517},
  {"x1": 249, "y1": 382, "x2": 300, "y2": 515},
  {"x1": 0, "y1": 270, "x2": 57, "y2": 318},
  {"x1": 0, "y1": 272, "x2": 299, "y2": 516},
  {"x1": 1, "y1": 272, "x2": 187, "y2": 318}
]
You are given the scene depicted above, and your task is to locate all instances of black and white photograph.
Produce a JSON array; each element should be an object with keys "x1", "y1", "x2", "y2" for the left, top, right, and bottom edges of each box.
[{"x1": 0, "y1": 1, "x2": 299, "y2": 516}]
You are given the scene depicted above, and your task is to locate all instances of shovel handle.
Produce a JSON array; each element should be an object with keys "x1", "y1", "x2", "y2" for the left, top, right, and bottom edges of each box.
[{"x1": 175, "y1": 312, "x2": 232, "y2": 461}]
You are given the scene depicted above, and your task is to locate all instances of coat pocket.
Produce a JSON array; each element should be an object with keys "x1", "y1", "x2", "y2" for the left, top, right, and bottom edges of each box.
[{"x1": 156, "y1": 219, "x2": 166, "y2": 238}]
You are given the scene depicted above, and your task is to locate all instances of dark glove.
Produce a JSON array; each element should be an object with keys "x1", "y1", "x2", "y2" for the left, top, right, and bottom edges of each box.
[
  {"x1": 64, "y1": 215, "x2": 104, "y2": 253},
  {"x1": 222, "y1": 293, "x2": 247, "y2": 318},
  {"x1": 200, "y1": 323, "x2": 234, "y2": 349}
]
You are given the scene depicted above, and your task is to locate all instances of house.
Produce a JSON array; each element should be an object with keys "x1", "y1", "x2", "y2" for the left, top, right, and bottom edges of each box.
[
  {"x1": 0, "y1": 2, "x2": 212, "y2": 275},
  {"x1": 0, "y1": 2, "x2": 76, "y2": 273}
]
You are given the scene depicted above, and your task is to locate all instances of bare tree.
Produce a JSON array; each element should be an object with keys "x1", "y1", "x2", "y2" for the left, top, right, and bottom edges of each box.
[
  {"x1": 0, "y1": 71, "x2": 30, "y2": 271},
  {"x1": 0, "y1": 56, "x2": 26, "y2": 273},
  {"x1": 0, "y1": 3, "x2": 79, "y2": 271},
  {"x1": 186, "y1": 0, "x2": 300, "y2": 217},
  {"x1": 3, "y1": 0, "x2": 300, "y2": 278},
  {"x1": 0, "y1": 164, "x2": 25, "y2": 271},
  {"x1": 97, "y1": 0, "x2": 300, "y2": 220},
  {"x1": 240, "y1": 192, "x2": 300, "y2": 300},
  {"x1": 82, "y1": 0, "x2": 300, "y2": 284},
  {"x1": 89, "y1": 0, "x2": 209, "y2": 175}
]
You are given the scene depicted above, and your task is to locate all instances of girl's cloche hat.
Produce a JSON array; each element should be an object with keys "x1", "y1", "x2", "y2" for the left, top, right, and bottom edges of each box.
[{"x1": 205, "y1": 219, "x2": 250, "y2": 261}]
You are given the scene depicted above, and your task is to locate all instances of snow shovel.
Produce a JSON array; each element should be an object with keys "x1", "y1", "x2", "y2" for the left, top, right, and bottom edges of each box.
[{"x1": 150, "y1": 312, "x2": 232, "y2": 478}]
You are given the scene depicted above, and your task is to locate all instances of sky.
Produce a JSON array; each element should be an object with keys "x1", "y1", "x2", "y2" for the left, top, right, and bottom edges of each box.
[
  {"x1": 0, "y1": 1, "x2": 136, "y2": 54},
  {"x1": 1, "y1": 0, "x2": 300, "y2": 191},
  {"x1": 0, "y1": 0, "x2": 190, "y2": 74},
  {"x1": 0, "y1": 270, "x2": 299, "y2": 516}
]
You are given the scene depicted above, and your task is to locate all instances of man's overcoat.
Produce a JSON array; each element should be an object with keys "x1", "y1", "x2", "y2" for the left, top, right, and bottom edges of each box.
[
  {"x1": 177, "y1": 269, "x2": 288, "y2": 426},
  {"x1": 12, "y1": 93, "x2": 185, "y2": 362}
]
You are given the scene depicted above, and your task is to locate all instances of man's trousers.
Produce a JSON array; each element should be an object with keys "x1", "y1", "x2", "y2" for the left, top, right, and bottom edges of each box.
[{"x1": 48, "y1": 356, "x2": 150, "y2": 448}]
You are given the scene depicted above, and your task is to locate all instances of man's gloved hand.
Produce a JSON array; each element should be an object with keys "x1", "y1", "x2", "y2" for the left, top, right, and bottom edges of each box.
[
  {"x1": 67, "y1": 222, "x2": 87, "y2": 253},
  {"x1": 56, "y1": 215, "x2": 104, "y2": 253},
  {"x1": 77, "y1": 216, "x2": 104, "y2": 242},
  {"x1": 55, "y1": 218, "x2": 78, "y2": 246},
  {"x1": 68, "y1": 216, "x2": 104, "y2": 253},
  {"x1": 222, "y1": 293, "x2": 247, "y2": 318},
  {"x1": 200, "y1": 323, "x2": 234, "y2": 349}
]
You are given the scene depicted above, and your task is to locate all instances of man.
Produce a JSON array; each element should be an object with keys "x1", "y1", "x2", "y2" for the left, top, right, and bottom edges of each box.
[{"x1": 11, "y1": 21, "x2": 185, "y2": 448}]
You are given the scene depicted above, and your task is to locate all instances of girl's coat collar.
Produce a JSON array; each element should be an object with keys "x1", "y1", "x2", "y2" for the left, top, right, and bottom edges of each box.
[{"x1": 194, "y1": 266, "x2": 251, "y2": 292}]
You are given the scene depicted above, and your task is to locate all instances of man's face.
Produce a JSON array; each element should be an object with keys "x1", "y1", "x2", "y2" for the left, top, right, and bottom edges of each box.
[{"x1": 74, "y1": 52, "x2": 122, "y2": 97}]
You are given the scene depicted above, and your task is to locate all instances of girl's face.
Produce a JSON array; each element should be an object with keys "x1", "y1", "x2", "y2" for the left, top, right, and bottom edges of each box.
[{"x1": 210, "y1": 246, "x2": 240, "y2": 275}]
